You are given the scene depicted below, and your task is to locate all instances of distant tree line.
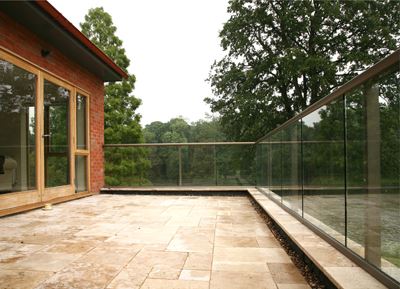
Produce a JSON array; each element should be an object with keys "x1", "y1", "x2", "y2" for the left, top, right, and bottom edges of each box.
[{"x1": 143, "y1": 117, "x2": 255, "y2": 186}]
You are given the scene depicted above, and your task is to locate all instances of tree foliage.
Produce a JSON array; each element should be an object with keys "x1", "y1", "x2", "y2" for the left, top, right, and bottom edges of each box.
[
  {"x1": 143, "y1": 117, "x2": 226, "y2": 143},
  {"x1": 81, "y1": 7, "x2": 143, "y2": 144},
  {"x1": 81, "y1": 7, "x2": 149, "y2": 185},
  {"x1": 207, "y1": 0, "x2": 400, "y2": 141}
]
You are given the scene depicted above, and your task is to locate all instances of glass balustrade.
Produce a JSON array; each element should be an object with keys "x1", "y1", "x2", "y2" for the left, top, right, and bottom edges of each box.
[
  {"x1": 104, "y1": 143, "x2": 256, "y2": 187},
  {"x1": 256, "y1": 65, "x2": 399, "y2": 283}
]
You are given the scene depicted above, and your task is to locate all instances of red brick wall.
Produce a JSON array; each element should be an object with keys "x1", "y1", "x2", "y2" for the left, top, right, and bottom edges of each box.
[{"x1": 0, "y1": 12, "x2": 105, "y2": 193}]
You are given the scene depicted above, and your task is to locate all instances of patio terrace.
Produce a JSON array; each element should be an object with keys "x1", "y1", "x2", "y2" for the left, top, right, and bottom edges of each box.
[{"x1": 0, "y1": 193, "x2": 309, "y2": 289}]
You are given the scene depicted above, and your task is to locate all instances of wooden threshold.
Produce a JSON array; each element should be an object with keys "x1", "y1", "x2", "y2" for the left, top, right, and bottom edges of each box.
[{"x1": 0, "y1": 192, "x2": 95, "y2": 218}]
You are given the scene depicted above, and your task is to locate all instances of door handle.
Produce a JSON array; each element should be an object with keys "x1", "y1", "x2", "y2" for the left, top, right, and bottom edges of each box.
[{"x1": 42, "y1": 134, "x2": 51, "y2": 138}]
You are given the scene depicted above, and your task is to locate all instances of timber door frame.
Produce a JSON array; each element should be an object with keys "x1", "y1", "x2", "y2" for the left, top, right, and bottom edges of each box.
[{"x1": 0, "y1": 46, "x2": 92, "y2": 211}]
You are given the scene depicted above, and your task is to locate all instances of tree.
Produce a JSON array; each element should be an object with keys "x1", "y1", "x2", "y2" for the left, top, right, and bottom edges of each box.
[
  {"x1": 81, "y1": 7, "x2": 149, "y2": 185},
  {"x1": 207, "y1": 0, "x2": 400, "y2": 141},
  {"x1": 190, "y1": 117, "x2": 226, "y2": 142}
]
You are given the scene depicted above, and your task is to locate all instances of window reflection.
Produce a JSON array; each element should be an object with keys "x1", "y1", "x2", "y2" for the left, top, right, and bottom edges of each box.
[
  {"x1": 75, "y1": 155, "x2": 87, "y2": 192},
  {"x1": 76, "y1": 94, "x2": 87, "y2": 150},
  {"x1": 44, "y1": 80, "x2": 70, "y2": 187},
  {"x1": 0, "y1": 59, "x2": 36, "y2": 193}
]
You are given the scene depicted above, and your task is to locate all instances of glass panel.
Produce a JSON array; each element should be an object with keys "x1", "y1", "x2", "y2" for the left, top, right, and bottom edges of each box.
[
  {"x1": 104, "y1": 147, "x2": 150, "y2": 186},
  {"x1": 0, "y1": 59, "x2": 36, "y2": 193},
  {"x1": 75, "y1": 155, "x2": 87, "y2": 192},
  {"x1": 270, "y1": 131, "x2": 282, "y2": 201},
  {"x1": 281, "y1": 121, "x2": 302, "y2": 214},
  {"x1": 256, "y1": 139, "x2": 270, "y2": 195},
  {"x1": 302, "y1": 99, "x2": 345, "y2": 243},
  {"x1": 216, "y1": 145, "x2": 255, "y2": 186},
  {"x1": 379, "y1": 70, "x2": 400, "y2": 280},
  {"x1": 148, "y1": 146, "x2": 180, "y2": 186},
  {"x1": 44, "y1": 80, "x2": 70, "y2": 187},
  {"x1": 346, "y1": 86, "x2": 367, "y2": 257},
  {"x1": 182, "y1": 146, "x2": 214, "y2": 185},
  {"x1": 346, "y1": 68, "x2": 400, "y2": 281},
  {"x1": 76, "y1": 94, "x2": 87, "y2": 150}
]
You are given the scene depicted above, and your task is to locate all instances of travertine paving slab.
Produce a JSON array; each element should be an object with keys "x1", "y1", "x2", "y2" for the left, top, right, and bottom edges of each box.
[
  {"x1": 78, "y1": 245, "x2": 140, "y2": 266},
  {"x1": 106, "y1": 266, "x2": 149, "y2": 289},
  {"x1": 0, "y1": 270, "x2": 52, "y2": 289},
  {"x1": 179, "y1": 269, "x2": 211, "y2": 281},
  {"x1": 183, "y1": 252, "x2": 212, "y2": 270},
  {"x1": 267, "y1": 263, "x2": 308, "y2": 285},
  {"x1": 35, "y1": 262, "x2": 121, "y2": 289},
  {"x1": 167, "y1": 227, "x2": 214, "y2": 253},
  {"x1": 0, "y1": 252, "x2": 80, "y2": 271},
  {"x1": 214, "y1": 247, "x2": 292, "y2": 263},
  {"x1": 0, "y1": 194, "x2": 308, "y2": 289},
  {"x1": 210, "y1": 271, "x2": 277, "y2": 289},
  {"x1": 148, "y1": 267, "x2": 181, "y2": 279},
  {"x1": 127, "y1": 250, "x2": 187, "y2": 270},
  {"x1": 44, "y1": 240, "x2": 95, "y2": 255},
  {"x1": 0, "y1": 243, "x2": 44, "y2": 264},
  {"x1": 214, "y1": 236, "x2": 259, "y2": 247},
  {"x1": 140, "y1": 279, "x2": 209, "y2": 289}
]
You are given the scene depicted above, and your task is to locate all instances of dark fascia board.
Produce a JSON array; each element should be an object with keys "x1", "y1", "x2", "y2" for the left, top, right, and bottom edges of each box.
[{"x1": 0, "y1": 1, "x2": 128, "y2": 82}]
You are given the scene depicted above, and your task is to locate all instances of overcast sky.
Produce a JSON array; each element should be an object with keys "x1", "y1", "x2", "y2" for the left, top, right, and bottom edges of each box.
[{"x1": 48, "y1": 0, "x2": 230, "y2": 126}]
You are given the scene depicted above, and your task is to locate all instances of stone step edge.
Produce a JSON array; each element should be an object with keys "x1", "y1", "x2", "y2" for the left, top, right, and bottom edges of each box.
[{"x1": 247, "y1": 188, "x2": 388, "y2": 289}]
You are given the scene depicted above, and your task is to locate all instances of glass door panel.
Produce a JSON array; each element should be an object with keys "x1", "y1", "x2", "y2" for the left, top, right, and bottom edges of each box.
[
  {"x1": 0, "y1": 58, "x2": 36, "y2": 193},
  {"x1": 43, "y1": 80, "x2": 70, "y2": 187},
  {"x1": 75, "y1": 93, "x2": 89, "y2": 193},
  {"x1": 76, "y1": 94, "x2": 87, "y2": 150},
  {"x1": 75, "y1": 155, "x2": 87, "y2": 192}
]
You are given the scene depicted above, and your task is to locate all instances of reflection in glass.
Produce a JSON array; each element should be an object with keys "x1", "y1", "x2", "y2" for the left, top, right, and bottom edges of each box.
[
  {"x1": 216, "y1": 145, "x2": 255, "y2": 186},
  {"x1": 302, "y1": 99, "x2": 345, "y2": 243},
  {"x1": 76, "y1": 94, "x2": 87, "y2": 150},
  {"x1": 256, "y1": 142, "x2": 269, "y2": 188},
  {"x1": 270, "y1": 132, "x2": 282, "y2": 201},
  {"x1": 44, "y1": 80, "x2": 70, "y2": 187},
  {"x1": 0, "y1": 59, "x2": 36, "y2": 193},
  {"x1": 75, "y1": 155, "x2": 87, "y2": 192},
  {"x1": 134, "y1": 147, "x2": 178, "y2": 186},
  {"x1": 104, "y1": 146, "x2": 149, "y2": 186},
  {"x1": 182, "y1": 146, "x2": 214, "y2": 185},
  {"x1": 346, "y1": 68, "x2": 400, "y2": 280},
  {"x1": 281, "y1": 121, "x2": 302, "y2": 214}
]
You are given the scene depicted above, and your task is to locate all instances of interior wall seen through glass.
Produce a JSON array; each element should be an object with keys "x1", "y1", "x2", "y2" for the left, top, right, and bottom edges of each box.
[{"x1": 75, "y1": 155, "x2": 87, "y2": 192}]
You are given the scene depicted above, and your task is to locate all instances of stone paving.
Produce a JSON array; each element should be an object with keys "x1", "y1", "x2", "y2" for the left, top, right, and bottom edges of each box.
[{"x1": 0, "y1": 194, "x2": 309, "y2": 289}]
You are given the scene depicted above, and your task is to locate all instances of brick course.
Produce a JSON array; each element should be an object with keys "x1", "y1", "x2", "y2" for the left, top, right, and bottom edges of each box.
[{"x1": 0, "y1": 11, "x2": 105, "y2": 193}]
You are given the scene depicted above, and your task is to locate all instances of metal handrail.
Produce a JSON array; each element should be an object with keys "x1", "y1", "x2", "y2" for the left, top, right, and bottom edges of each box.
[{"x1": 104, "y1": 142, "x2": 255, "y2": 147}]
